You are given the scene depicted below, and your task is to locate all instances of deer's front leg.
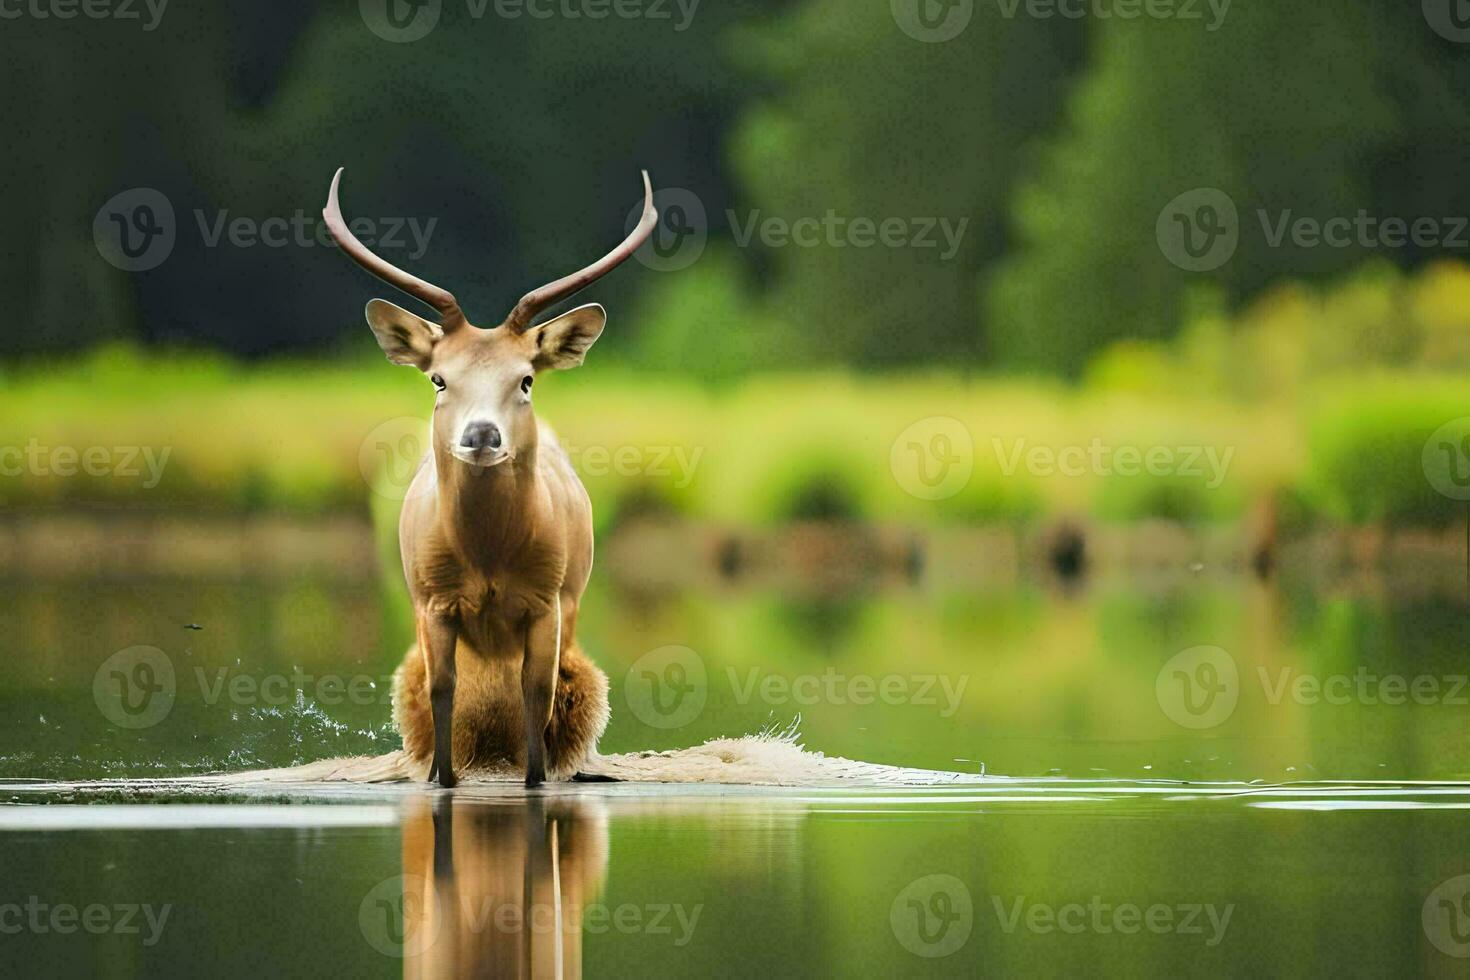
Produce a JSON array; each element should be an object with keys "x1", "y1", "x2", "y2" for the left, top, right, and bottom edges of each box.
[
  {"x1": 521, "y1": 599, "x2": 561, "y2": 788},
  {"x1": 423, "y1": 612, "x2": 459, "y2": 789}
]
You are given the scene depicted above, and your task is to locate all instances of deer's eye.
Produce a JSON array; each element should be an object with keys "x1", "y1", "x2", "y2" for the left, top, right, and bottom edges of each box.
[
  {"x1": 520, "y1": 376, "x2": 534, "y2": 395},
  {"x1": 431, "y1": 374, "x2": 446, "y2": 392}
]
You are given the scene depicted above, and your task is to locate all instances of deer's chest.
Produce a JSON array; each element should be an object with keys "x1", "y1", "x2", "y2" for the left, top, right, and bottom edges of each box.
[{"x1": 417, "y1": 548, "x2": 560, "y2": 653}]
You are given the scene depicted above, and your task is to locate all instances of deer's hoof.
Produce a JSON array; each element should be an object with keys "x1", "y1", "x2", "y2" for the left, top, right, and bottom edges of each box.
[
  {"x1": 428, "y1": 758, "x2": 457, "y2": 788},
  {"x1": 571, "y1": 772, "x2": 622, "y2": 783}
]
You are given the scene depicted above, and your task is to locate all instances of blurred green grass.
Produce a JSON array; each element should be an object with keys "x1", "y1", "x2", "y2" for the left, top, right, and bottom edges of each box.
[
  {"x1": 3, "y1": 342, "x2": 1465, "y2": 531},
  {"x1": 10, "y1": 255, "x2": 1470, "y2": 532}
]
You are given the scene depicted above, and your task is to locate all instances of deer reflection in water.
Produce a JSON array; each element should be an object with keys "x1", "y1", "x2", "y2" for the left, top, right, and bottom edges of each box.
[{"x1": 397, "y1": 796, "x2": 609, "y2": 979}]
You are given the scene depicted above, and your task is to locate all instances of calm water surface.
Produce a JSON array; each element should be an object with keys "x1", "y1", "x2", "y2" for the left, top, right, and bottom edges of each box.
[{"x1": 3, "y1": 546, "x2": 1470, "y2": 976}]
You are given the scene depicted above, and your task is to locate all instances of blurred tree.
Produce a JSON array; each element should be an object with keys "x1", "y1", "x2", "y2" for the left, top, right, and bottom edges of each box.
[
  {"x1": 10, "y1": 0, "x2": 1470, "y2": 377},
  {"x1": 987, "y1": 2, "x2": 1470, "y2": 374},
  {"x1": 0, "y1": 10, "x2": 240, "y2": 355},
  {"x1": 1, "y1": 0, "x2": 785, "y2": 358},
  {"x1": 727, "y1": 3, "x2": 1081, "y2": 368}
]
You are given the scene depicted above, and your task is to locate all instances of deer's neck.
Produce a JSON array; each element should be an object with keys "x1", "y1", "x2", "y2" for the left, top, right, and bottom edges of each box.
[{"x1": 434, "y1": 446, "x2": 540, "y2": 568}]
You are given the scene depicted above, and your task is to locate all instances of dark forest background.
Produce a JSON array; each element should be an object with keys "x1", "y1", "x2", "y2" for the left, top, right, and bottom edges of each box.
[{"x1": 6, "y1": 1, "x2": 1470, "y2": 376}]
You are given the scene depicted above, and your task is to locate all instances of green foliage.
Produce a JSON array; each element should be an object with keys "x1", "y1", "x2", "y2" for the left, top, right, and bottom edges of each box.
[
  {"x1": 628, "y1": 248, "x2": 770, "y2": 379},
  {"x1": 14, "y1": 3, "x2": 1470, "y2": 379},
  {"x1": 935, "y1": 468, "x2": 1046, "y2": 528},
  {"x1": 1092, "y1": 471, "x2": 1245, "y2": 526},
  {"x1": 1300, "y1": 378, "x2": 1468, "y2": 528},
  {"x1": 1084, "y1": 261, "x2": 1470, "y2": 402},
  {"x1": 749, "y1": 446, "x2": 873, "y2": 524},
  {"x1": 729, "y1": 3, "x2": 1078, "y2": 368},
  {"x1": 12, "y1": 266, "x2": 1470, "y2": 535},
  {"x1": 987, "y1": 5, "x2": 1470, "y2": 374},
  {"x1": 5, "y1": 2, "x2": 781, "y2": 357},
  {"x1": 0, "y1": 349, "x2": 1273, "y2": 525}
]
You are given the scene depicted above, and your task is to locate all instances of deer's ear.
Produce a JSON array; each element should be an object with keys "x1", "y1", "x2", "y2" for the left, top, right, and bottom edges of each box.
[
  {"x1": 365, "y1": 299, "x2": 443, "y2": 370},
  {"x1": 531, "y1": 304, "x2": 606, "y2": 371}
]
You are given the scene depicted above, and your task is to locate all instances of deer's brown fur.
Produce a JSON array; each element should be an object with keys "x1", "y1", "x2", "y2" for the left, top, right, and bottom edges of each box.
[
  {"x1": 323, "y1": 168, "x2": 656, "y2": 787},
  {"x1": 393, "y1": 632, "x2": 609, "y2": 780}
]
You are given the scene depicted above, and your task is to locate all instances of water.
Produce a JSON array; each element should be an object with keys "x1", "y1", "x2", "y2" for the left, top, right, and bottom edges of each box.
[
  {"x1": 3, "y1": 783, "x2": 1470, "y2": 976},
  {"x1": 4, "y1": 526, "x2": 1470, "y2": 975}
]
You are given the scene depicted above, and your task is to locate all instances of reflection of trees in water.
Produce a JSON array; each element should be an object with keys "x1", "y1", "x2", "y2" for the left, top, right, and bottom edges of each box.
[
  {"x1": 771, "y1": 594, "x2": 869, "y2": 658},
  {"x1": 400, "y1": 797, "x2": 609, "y2": 980}
]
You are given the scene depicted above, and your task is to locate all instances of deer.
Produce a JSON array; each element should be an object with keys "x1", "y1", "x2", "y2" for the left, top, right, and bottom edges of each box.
[{"x1": 323, "y1": 167, "x2": 658, "y2": 787}]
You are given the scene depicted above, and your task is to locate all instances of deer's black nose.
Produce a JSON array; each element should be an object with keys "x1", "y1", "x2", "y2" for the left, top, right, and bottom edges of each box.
[{"x1": 461, "y1": 421, "x2": 502, "y2": 452}]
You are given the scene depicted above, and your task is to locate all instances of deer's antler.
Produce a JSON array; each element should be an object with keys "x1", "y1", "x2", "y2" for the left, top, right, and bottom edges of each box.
[
  {"x1": 323, "y1": 168, "x2": 465, "y2": 328},
  {"x1": 504, "y1": 170, "x2": 657, "y2": 333}
]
